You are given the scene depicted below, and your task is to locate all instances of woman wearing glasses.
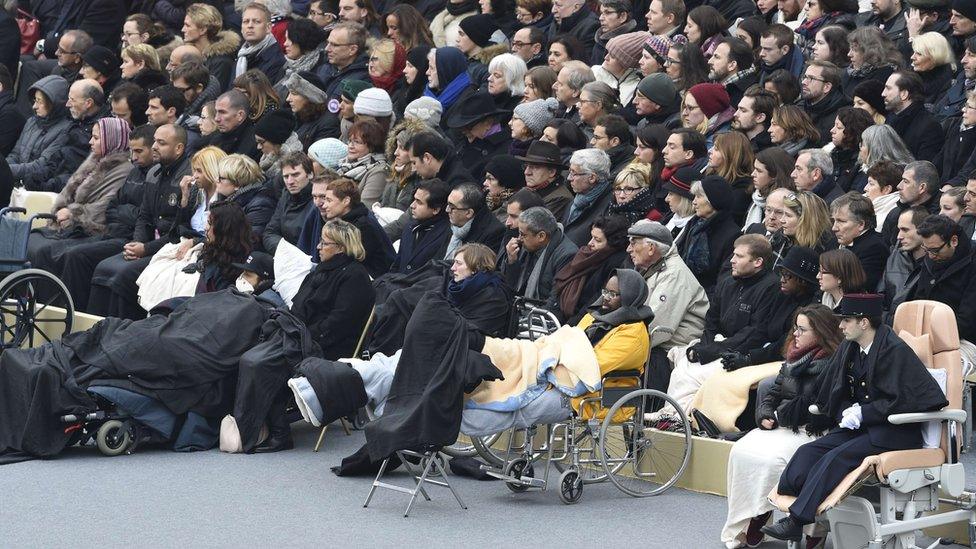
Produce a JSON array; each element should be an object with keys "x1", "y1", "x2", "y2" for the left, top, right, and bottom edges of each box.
[
  {"x1": 607, "y1": 163, "x2": 655, "y2": 224},
  {"x1": 722, "y1": 304, "x2": 842, "y2": 549},
  {"x1": 665, "y1": 38, "x2": 709, "y2": 95}
]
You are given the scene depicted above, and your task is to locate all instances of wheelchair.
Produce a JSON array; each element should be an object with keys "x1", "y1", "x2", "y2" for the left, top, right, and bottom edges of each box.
[
  {"x1": 473, "y1": 306, "x2": 694, "y2": 504},
  {"x1": 0, "y1": 207, "x2": 74, "y2": 353}
]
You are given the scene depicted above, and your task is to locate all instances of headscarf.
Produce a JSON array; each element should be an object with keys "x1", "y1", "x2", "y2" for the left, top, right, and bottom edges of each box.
[
  {"x1": 96, "y1": 117, "x2": 131, "y2": 158},
  {"x1": 583, "y1": 268, "x2": 654, "y2": 344},
  {"x1": 404, "y1": 46, "x2": 431, "y2": 105},
  {"x1": 424, "y1": 47, "x2": 472, "y2": 109},
  {"x1": 371, "y1": 41, "x2": 407, "y2": 93}
]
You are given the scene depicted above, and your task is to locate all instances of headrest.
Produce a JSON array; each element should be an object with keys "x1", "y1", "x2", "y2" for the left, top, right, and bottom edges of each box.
[
  {"x1": 894, "y1": 300, "x2": 960, "y2": 354},
  {"x1": 898, "y1": 330, "x2": 934, "y2": 368}
]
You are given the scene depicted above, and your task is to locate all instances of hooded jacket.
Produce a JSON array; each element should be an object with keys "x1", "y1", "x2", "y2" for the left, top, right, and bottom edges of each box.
[
  {"x1": 7, "y1": 76, "x2": 73, "y2": 189},
  {"x1": 52, "y1": 151, "x2": 132, "y2": 236},
  {"x1": 203, "y1": 31, "x2": 242, "y2": 91},
  {"x1": 638, "y1": 243, "x2": 709, "y2": 349}
]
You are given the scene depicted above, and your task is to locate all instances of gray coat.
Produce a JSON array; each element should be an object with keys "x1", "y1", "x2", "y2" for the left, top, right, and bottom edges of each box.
[{"x1": 7, "y1": 75, "x2": 72, "y2": 189}]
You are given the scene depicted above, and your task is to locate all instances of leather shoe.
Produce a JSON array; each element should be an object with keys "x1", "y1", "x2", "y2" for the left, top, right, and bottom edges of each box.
[
  {"x1": 761, "y1": 516, "x2": 803, "y2": 542},
  {"x1": 253, "y1": 433, "x2": 294, "y2": 453},
  {"x1": 745, "y1": 511, "x2": 771, "y2": 546}
]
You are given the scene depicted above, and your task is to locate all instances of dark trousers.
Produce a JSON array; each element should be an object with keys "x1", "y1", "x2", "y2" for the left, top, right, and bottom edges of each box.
[
  {"x1": 59, "y1": 237, "x2": 125, "y2": 310},
  {"x1": 87, "y1": 252, "x2": 151, "y2": 319},
  {"x1": 778, "y1": 429, "x2": 889, "y2": 524}
]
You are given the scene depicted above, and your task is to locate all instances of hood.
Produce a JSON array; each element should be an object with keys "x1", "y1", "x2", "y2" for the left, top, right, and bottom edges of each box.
[
  {"x1": 386, "y1": 117, "x2": 430, "y2": 159},
  {"x1": 473, "y1": 43, "x2": 511, "y2": 65},
  {"x1": 205, "y1": 30, "x2": 242, "y2": 58},
  {"x1": 29, "y1": 75, "x2": 70, "y2": 120}
]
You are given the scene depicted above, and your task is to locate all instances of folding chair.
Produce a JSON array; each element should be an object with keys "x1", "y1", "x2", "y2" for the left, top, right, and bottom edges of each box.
[
  {"x1": 312, "y1": 307, "x2": 375, "y2": 452},
  {"x1": 363, "y1": 447, "x2": 467, "y2": 517}
]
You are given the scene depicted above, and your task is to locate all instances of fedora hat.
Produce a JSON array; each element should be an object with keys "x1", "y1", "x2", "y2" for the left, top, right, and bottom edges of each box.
[
  {"x1": 776, "y1": 246, "x2": 818, "y2": 285},
  {"x1": 446, "y1": 91, "x2": 506, "y2": 129},
  {"x1": 513, "y1": 140, "x2": 564, "y2": 168}
]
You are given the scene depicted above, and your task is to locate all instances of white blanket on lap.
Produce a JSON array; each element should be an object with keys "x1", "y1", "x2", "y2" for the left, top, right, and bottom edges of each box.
[{"x1": 136, "y1": 240, "x2": 202, "y2": 311}]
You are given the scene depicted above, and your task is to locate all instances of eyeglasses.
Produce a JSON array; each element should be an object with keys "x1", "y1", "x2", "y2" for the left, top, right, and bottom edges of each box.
[
  {"x1": 801, "y1": 74, "x2": 826, "y2": 83},
  {"x1": 511, "y1": 41, "x2": 534, "y2": 48},
  {"x1": 964, "y1": 103, "x2": 976, "y2": 111},
  {"x1": 614, "y1": 186, "x2": 641, "y2": 194},
  {"x1": 326, "y1": 41, "x2": 353, "y2": 48},
  {"x1": 793, "y1": 324, "x2": 809, "y2": 334},
  {"x1": 567, "y1": 170, "x2": 589, "y2": 179},
  {"x1": 601, "y1": 289, "x2": 620, "y2": 299},
  {"x1": 318, "y1": 239, "x2": 340, "y2": 249},
  {"x1": 664, "y1": 58, "x2": 681, "y2": 67},
  {"x1": 921, "y1": 240, "x2": 950, "y2": 256},
  {"x1": 446, "y1": 204, "x2": 472, "y2": 212},
  {"x1": 56, "y1": 47, "x2": 78, "y2": 56}
]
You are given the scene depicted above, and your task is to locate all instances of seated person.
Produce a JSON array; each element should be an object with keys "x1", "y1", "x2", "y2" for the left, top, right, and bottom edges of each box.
[
  {"x1": 232, "y1": 250, "x2": 277, "y2": 299},
  {"x1": 722, "y1": 304, "x2": 842, "y2": 549},
  {"x1": 763, "y1": 294, "x2": 948, "y2": 542},
  {"x1": 675, "y1": 175, "x2": 741, "y2": 298},
  {"x1": 298, "y1": 176, "x2": 395, "y2": 277},
  {"x1": 818, "y1": 248, "x2": 867, "y2": 311},
  {"x1": 551, "y1": 215, "x2": 629, "y2": 324},
  {"x1": 661, "y1": 234, "x2": 780, "y2": 415},
  {"x1": 191, "y1": 201, "x2": 252, "y2": 293},
  {"x1": 262, "y1": 151, "x2": 315, "y2": 254},
  {"x1": 499, "y1": 206, "x2": 578, "y2": 304},
  {"x1": 830, "y1": 191, "x2": 888, "y2": 291},
  {"x1": 909, "y1": 215, "x2": 976, "y2": 363},
  {"x1": 439, "y1": 183, "x2": 506, "y2": 259},
  {"x1": 213, "y1": 154, "x2": 278, "y2": 249},
  {"x1": 27, "y1": 117, "x2": 133, "y2": 276},
  {"x1": 391, "y1": 178, "x2": 451, "y2": 274},
  {"x1": 880, "y1": 206, "x2": 929, "y2": 318}
]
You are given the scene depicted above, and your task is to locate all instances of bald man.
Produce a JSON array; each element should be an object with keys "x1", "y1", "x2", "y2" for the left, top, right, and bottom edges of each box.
[
  {"x1": 166, "y1": 44, "x2": 204, "y2": 75},
  {"x1": 33, "y1": 78, "x2": 107, "y2": 192}
]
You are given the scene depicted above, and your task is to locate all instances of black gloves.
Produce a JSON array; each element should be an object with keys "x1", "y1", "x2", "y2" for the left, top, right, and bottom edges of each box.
[
  {"x1": 687, "y1": 343, "x2": 721, "y2": 364},
  {"x1": 720, "y1": 351, "x2": 751, "y2": 371}
]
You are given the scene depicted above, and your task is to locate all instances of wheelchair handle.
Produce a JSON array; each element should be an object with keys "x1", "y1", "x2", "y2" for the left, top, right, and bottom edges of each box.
[
  {"x1": 2, "y1": 207, "x2": 26, "y2": 214},
  {"x1": 33, "y1": 213, "x2": 57, "y2": 221}
]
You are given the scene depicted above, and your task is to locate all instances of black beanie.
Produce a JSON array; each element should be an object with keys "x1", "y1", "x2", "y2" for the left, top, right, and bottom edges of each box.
[
  {"x1": 458, "y1": 14, "x2": 500, "y2": 48},
  {"x1": 700, "y1": 175, "x2": 734, "y2": 210},
  {"x1": 83, "y1": 46, "x2": 120, "y2": 77},
  {"x1": 254, "y1": 108, "x2": 296, "y2": 144},
  {"x1": 484, "y1": 154, "x2": 526, "y2": 190},
  {"x1": 852, "y1": 80, "x2": 886, "y2": 116}
]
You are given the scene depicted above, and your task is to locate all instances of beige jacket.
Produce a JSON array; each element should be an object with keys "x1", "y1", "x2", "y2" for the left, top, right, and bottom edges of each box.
[{"x1": 640, "y1": 245, "x2": 709, "y2": 349}]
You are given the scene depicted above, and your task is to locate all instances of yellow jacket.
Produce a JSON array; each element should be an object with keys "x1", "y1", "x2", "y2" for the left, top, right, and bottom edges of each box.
[{"x1": 572, "y1": 314, "x2": 650, "y2": 421}]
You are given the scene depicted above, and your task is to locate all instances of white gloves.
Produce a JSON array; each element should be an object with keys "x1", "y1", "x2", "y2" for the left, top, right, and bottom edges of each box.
[{"x1": 840, "y1": 404, "x2": 862, "y2": 430}]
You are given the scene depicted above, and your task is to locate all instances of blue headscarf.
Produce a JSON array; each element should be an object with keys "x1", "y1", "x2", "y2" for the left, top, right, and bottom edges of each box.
[{"x1": 424, "y1": 47, "x2": 472, "y2": 110}]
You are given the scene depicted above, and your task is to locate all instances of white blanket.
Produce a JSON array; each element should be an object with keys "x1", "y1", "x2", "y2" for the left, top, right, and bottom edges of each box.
[
  {"x1": 135, "y1": 240, "x2": 203, "y2": 311},
  {"x1": 272, "y1": 239, "x2": 314, "y2": 308}
]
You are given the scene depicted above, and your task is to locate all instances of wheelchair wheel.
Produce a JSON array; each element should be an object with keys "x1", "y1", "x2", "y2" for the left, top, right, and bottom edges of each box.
[
  {"x1": 552, "y1": 424, "x2": 616, "y2": 484},
  {"x1": 557, "y1": 469, "x2": 583, "y2": 505},
  {"x1": 0, "y1": 269, "x2": 74, "y2": 351},
  {"x1": 598, "y1": 389, "x2": 692, "y2": 497},
  {"x1": 472, "y1": 429, "x2": 544, "y2": 468},
  {"x1": 95, "y1": 420, "x2": 132, "y2": 457},
  {"x1": 441, "y1": 432, "x2": 501, "y2": 459},
  {"x1": 503, "y1": 457, "x2": 533, "y2": 493}
]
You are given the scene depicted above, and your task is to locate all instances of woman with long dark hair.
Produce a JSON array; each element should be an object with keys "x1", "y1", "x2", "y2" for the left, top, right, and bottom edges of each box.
[
  {"x1": 382, "y1": 4, "x2": 434, "y2": 50},
  {"x1": 397, "y1": 46, "x2": 432, "y2": 117},
  {"x1": 811, "y1": 25, "x2": 850, "y2": 68},
  {"x1": 828, "y1": 106, "x2": 874, "y2": 192},
  {"x1": 666, "y1": 38, "x2": 709, "y2": 95},
  {"x1": 722, "y1": 304, "x2": 843, "y2": 549},
  {"x1": 746, "y1": 147, "x2": 796, "y2": 229},
  {"x1": 685, "y1": 6, "x2": 728, "y2": 59},
  {"x1": 197, "y1": 200, "x2": 252, "y2": 293},
  {"x1": 234, "y1": 69, "x2": 280, "y2": 122}
]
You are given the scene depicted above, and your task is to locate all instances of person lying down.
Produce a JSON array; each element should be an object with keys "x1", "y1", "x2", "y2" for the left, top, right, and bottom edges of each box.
[{"x1": 288, "y1": 269, "x2": 654, "y2": 437}]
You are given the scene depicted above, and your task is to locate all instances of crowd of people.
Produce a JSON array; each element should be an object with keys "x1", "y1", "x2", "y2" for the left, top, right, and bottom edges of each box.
[{"x1": 0, "y1": 0, "x2": 974, "y2": 545}]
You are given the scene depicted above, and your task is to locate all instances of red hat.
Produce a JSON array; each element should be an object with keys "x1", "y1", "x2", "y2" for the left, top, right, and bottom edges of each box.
[{"x1": 688, "y1": 83, "x2": 730, "y2": 118}]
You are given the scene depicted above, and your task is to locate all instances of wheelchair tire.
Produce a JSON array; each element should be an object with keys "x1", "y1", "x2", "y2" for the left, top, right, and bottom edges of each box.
[
  {"x1": 96, "y1": 420, "x2": 132, "y2": 457},
  {"x1": 557, "y1": 469, "x2": 583, "y2": 505},
  {"x1": 441, "y1": 432, "x2": 501, "y2": 459},
  {"x1": 504, "y1": 457, "x2": 533, "y2": 493},
  {"x1": 0, "y1": 269, "x2": 74, "y2": 352},
  {"x1": 598, "y1": 389, "x2": 692, "y2": 497}
]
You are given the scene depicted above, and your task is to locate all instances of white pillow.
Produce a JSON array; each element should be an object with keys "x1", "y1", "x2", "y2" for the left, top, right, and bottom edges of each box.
[
  {"x1": 922, "y1": 368, "x2": 948, "y2": 449},
  {"x1": 272, "y1": 239, "x2": 314, "y2": 308}
]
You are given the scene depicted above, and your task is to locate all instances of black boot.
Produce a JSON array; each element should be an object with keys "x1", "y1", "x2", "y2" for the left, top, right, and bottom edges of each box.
[
  {"x1": 761, "y1": 516, "x2": 804, "y2": 541},
  {"x1": 254, "y1": 390, "x2": 294, "y2": 453}
]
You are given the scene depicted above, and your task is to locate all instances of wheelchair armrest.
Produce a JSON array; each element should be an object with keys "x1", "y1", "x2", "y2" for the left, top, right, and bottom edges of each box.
[
  {"x1": 602, "y1": 370, "x2": 642, "y2": 380},
  {"x1": 888, "y1": 409, "x2": 968, "y2": 425}
]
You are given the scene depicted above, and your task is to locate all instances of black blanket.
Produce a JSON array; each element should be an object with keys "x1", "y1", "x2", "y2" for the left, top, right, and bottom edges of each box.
[
  {"x1": 364, "y1": 292, "x2": 502, "y2": 461},
  {"x1": 298, "y1": 358, "x2": 368, "y2": 426},
  {"x1": 0, "y1": 290, "x2": 270, "y2": 458}
]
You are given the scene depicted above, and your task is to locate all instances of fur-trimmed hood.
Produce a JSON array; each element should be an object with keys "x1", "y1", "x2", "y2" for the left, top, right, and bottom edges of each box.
[
  {"x1": 53, "y1": 150, "x2": 133, "y2": 236},
  {"x1": 205, "y1": 30, "x2": 242, "y2": 58},
  {"x1": 385, "y1": 117, "x2": 432, "y2": 160},
  {"x1": 473, "y1": 43, "x2": 510, "y2": 65}
]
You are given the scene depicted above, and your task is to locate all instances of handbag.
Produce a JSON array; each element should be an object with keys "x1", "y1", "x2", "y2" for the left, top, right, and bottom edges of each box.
[{"x1": 16, "y1": 9, "x2": 40, "y2": 55}]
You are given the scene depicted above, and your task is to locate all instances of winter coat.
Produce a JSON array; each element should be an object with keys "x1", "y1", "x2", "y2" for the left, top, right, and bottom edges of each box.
[
  {"x1": 637, "y1": 244, "x2": 709, "y2": 349},
  {"x1": 345, "y1": 202, "x2": 395, "y2": 277},
  {"x1": 675, "y1": 210, "x2": 740, "y2": 297},
  {"x1": 203, "y1": 31, "x2": 241, "y2": 91},
  {"x1": 435, "y1": 206, "x2": 507, "y2": 258},
  {"x1": 758, "y1": 354, "x2": 831, "y2": 429},
  {"x1": 909, "y1": 236, "x2": 976, "y2": 342},
  {"x1": 694, "y1": 267, "x2": 780, "y2": 361},
  {"x1": 51, "y1": 151, "x2": 132, "y2": 236},
  {"x1": 880, "y1": 248, "x2": 921, "y2": 320},
  {"x1": 747, "y1": 290, "x2": 818, "y2": 364},
  {"x1": 500, "y1": 227, "x2": 578, "y2": 303},
  {"x1": 547, "y1": 6, "x2": 600, "y2": 60},
  {"x1": 455, "y1": 128, "x2": 512, "y2": 183},
  {"x1": 935, "y1": 118, "x2": 976, "y2": 183},
  {"x1": 199, "y1": 119, "x2": 260, "y2": 161},
  {"x1": 312, "y1": 54, "x2": 371, "y2": 141},
  {"x1": 430, "y1": 8, "x2": 477, "y2": 48},
  {"x1": 590, "y1": 20, "x2": 637, "y2": 65},
  {"x1": 562, "y1": 187, "x2": 613, "y2": 248},
  {"x1": 225, "y1": 182, "x2": 278, "y2": 250},
  {"x1": 858, "y1": 10, "x2": 909, "y2": 58},
  {"x1": 535, "y1": 176, "x2": 575, "y2": 221},
  {"x1": 885, "y1": 101, "x2": 944, "y2": 163},
  {"x1": 880, "y1": 192, "x2": 940, "y2": 247},
  {"x1": 103, "y1": 165, "x2": 149, "y2": 240},
  {"x1": 917, "y1": 64, "x2": 955, "y2": 109},
  {"x1": 7, "y1": 76, "x2": 72, "y2": 189},
  {"x1": 238, "y1": 38, "x2": 286, "y2": 86},
  {"x1": 811, "y1": 174, "x2": 844, "y2": 204},
  {"x1": 845, "y1": 229, "x2": 889, "y2": 292},
  {"x1": 258, "y1": 133, "x2": 303, "y2": 182},
  {"x1": 841, "y1": 64, "x2": 894, "y2": 100},
  {"x1": 592, "y1": 65, "x2": 642, "y2": 107},
  {"x1": 832, "y1": 146, "x2": 863, "y2": 192},
  {"x1": 134, "y1": 154, "x2": 192, "y2": 256},
  {"x1": 932, "y1": 72, "x2": 970, "y2": 121},
  {"x1": 338, "y1": 153, "x2": 390, "y2": 208},
  {"x1": 804, "y1": 89, "x2": 851, "y2": 147},
  {"x1": 263, "y1": 184, "x2": 314, "y2": 253},
  {"x1": 295, "y1": 112, "x2": 334, "y2": 150},
  {"x1": 0, "y1": 91, "x2": 24, "y2": 157},
  {"x1": 432, "y1": 153, "x2": 476, "y2": 189},
  {"x1": 126, "y1": 68, "x2": 169, "y2": 92},
  {"x1": 391, "y1": 214, "x2": 452, "y2": 274},
  {"x1": 290, "y1": 253, "x2": 376, "y2": 360}
]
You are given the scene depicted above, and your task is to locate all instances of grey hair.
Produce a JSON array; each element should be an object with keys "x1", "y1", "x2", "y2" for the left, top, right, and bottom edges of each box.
[
  {"x1": 256, "y1": 0, "x2": 292, "y2": 17},
  {"x1": 689, "y1": 181, "x2": 708, "y2": 203},
  {"x1": 860, "y1": 124, "x2": 915, "y2": 169},
  {"x1": 800, "y1": 148, "x2": 833, "y2": 178},
  {"x1": 519, "y1": 206, "x2": 558, "y2": 236},
  {"x1": 581, "y1": 81, "x2": 620, "y2": 111},
  {"x1": 904, "y1": 160, "x2": 940, "y2": 192},
  {"x1": 830, "y1": 191, "x2": 877, "y2": 231},
  {"x1": 488, "y1": 54, "x2": 527, "y2": 96},
  {"x1": 218, "y1": 89, "x2": 250, "y2": 112},
  {"x1": 570, "y1": 148, "x2": 611, "y2": 181},
  {"x1": 562, "y1": 60, "x2": 595, "y2": 92},
  {"x1": 454, "y1": 183, "x2": 486, "y2": 211}
]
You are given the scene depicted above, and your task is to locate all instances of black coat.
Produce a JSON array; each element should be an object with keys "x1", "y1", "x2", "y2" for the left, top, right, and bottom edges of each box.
[
  {"x1": 886, "y1": 101, "x2": 944, "y2": 163},
  {"x1": 134, "y1": 155, "x2": 191, "y2": 256},
  {"x1": 391, "y1": 214, "x2": 452, "y2": 274},
  {"x1": 804, "y1": 90, "x2": 851, "y2": 147},
  {"x1": 695, "y1": 267, "x2": 781, "y2": 360},
  {"x1": 816, "y1": 324, "x2": 949, "y2": 449},
  {"x1": 295, "y1": 113, "x2": 333, "y2": 150},
  {"x1": 562, "y1": 187, "x2": 613, "y2": 248},
  {"x1": 918, "y1": 64, "x2": 955, "y2": 108},
  {"x1": 832, "y1": 146, "x2": 862, "y2": 192},
  {"x1": 501, "y1": 228, "x2": 578, "y2": 303},
  {"x1": 729, "y1": 176, "x2": 751, "y2": 227},
  {"x1": 436, "y1": 206, "x2": 506, "y2": 258},
  {"x1": 364, "y1": 291, "x2": 502, "y2": 461},
  {"x1": 841, "y1": 65, "x2": 894, "y2": 100},
  {"x1": 759, "y1": 354, "x2": 831, "y2": 429},
  {"x1": 675, "y1": 210, "x2": 740, "y2": 297},
  {"x1": 313, "y1": 55, "x2": 371, "y2": 140},
  {"x1": 103, "y1": 165, "x2": 148, "y2": 240},
  {"x1": 344, "y1": 202, "x2": 395, "y2": 277},
  {"x1": 935, "y1": 118, "x2": 976, "y2": 183},
  {"x1": 932, "y1": 71, "x2": 969, "y2": 121},
  {"x1": 199, "y1": 120, "x2": 260, "y2": 161},
  {"x1": 456, "y1": 128, "x2": 512, "y2": 183},
  {"x1": 290, "y1": 253, "x2": 376, "y2": 360},
  {"x1": 0, "y1": 91, "x2": 24, "y2": 157},
  {"x1": 909, "y1": 236, "x2": 976, "y2": 342},
  {"x1": 845, "y1": 229, "x2": 889, "y2": 292},
  {"x1": 547, "y1": 6, "x2": 600, "y2": 61},
  {"x1": 434, "y1": 154, "x2": 476, "y2": 188},
  {"x1": 748, "y1": 290, "x2": 818, "y2": 364},
  {"x1": 880, "y1": 192, "x2": 940, "y2": 247},
  {"x1": 226, "y1": 183, "x2": 278, "y2": 251},
  {"x1": 241, "y1": 40, "x2": 286, "y2": 85},
  {"x1": 263, "y1": 184, "x2": 313, "y2": 253},
  {"x1": 810, "y1": 174, "x2": 844, "y2": 204}
]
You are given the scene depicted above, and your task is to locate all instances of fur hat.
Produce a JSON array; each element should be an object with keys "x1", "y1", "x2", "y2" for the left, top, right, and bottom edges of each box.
[
  {"x1": 606, "y1": 32, "x2": 651, "y2": 70},
  {"x1": 512, "y1": 97, "x2": 559, "y2": 135},
  {"x1": 354, "y1": 88, "x2": 393, "y2": 117},
  {"x1": 286, "y1": 70, "x2": 329, "y2": 104}
]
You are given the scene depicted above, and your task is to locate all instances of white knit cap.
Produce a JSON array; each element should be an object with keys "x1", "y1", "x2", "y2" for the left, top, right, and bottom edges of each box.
[
  {"x1": 404, "y1": 96, "x2": 443, "y2": 128},
  {"x1": 353, "y1": 88, "x2": 393, "y2": 117}
]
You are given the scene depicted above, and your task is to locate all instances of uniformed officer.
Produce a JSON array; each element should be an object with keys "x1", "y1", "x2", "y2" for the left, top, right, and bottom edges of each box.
[{"x1": 763, "y1": 293, "x2": 949, "y2": 542}]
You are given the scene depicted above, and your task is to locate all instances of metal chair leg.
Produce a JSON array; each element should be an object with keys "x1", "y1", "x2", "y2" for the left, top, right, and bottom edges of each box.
[
  {"x1": 363, "y1": 456, "x2": 391, "y2": 508},
  {"x1": 340, "y1": 417, "x2": 351, "y2": 435}
]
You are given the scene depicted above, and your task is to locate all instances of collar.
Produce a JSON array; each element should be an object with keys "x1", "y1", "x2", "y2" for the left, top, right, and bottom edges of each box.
[{"x1": 860, "y1": 342, "x2": 872, "y2": 355}]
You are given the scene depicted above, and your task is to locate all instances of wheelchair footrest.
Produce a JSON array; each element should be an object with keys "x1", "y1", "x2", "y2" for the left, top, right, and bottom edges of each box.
[{"x1": 482, "y1": 468, "x2": 547, "y2": 488}]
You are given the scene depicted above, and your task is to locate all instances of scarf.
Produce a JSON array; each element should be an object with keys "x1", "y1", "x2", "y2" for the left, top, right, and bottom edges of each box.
[
  {"x1": 447, "y1": 270, "x2": 501, "y2": 306},
  {"x1": 486, "y1": 188, "x2": 513, "y2": 212},
  {"x1": 552, "y1": 245, "x2": 618, "y2": 318},
  {"x1": 236, "y1": 34, "x2": 278, "y2": 78},
  {"x1": 282, "y1": 48, "x2": 325, "y2": 81},
  {"x1": 566, "y1": 179, "x2": 610, "y2": 225},
  {"x1": 683, "y1": 216, "x2": 712, "y2": 276},
  {"x1": 425, "y1": 69, "x2": 472, "y2": 110},
  {"x1": 666, "y1": 212, "x2": 692, "y2": 234},
  {"x1": 224, "y1": 181, "x2": 266, "y2": 203},
  {"x1": 796, "y1": 12, "x2": 839, "y2": 40},
  {"x1": 339, "y1": 153, "x2": 386, "y2": 182},
  {"x1": 743, "y1": 189, "x2": 765, "y2": 229},
  {"x1": 446, "y1": 0, "x2": 479, "y2": 16},
  {"x1": 443, "y1": 217, "x2": 473, "y2": 260},
  {"x1": 722, "y1": 66, "x2": 756, "y2": 88},
  {"x1": 582, "y1": 268, "x2": 654, "y2": 344},
  {"x1": 607, "y1": 187, "x2": 656, "y2": 225},
  {"x1": 371, "y1": 42, "x2": 406, "y2": 92},
  {"x1": 521, "y1": 237, "x2": 554, "y2": 300},
  {"x1": 776, "y1": 344, "x2": 831, "y2": 433},
  {"x1": 97, "y1": 117, "x2": 131, "y2": 157},
  {"x1": 846, "y1": 63, "x2": 885, "y2": 80}
]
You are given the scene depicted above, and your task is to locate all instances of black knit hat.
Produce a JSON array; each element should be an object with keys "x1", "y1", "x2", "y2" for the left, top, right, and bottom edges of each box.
[
  {"x1": 485, "y1": 154, "x2": 526, "y2": 190},
  {"x1": 458, "y1": 14, "x2": 500, "y2": 48},
  {"x1": 82, "y1": 46, "x2": 120, "y2": 77},
  {"x1": 853, "y1": 80, "x2": 886, "y2": 116},
  {"x1": 700, "y1": 175, "x2": 734, "y2": 210},
  {"x1": 254, "y1": 108, "x2": 296, "y2": 144}
]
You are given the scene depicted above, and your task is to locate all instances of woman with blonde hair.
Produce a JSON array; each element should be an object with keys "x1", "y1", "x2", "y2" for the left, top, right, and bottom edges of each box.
[
  {"x1": 215, "y1": 154, "x2": 278, "y2": 244},
  {"x1": 781, "y1": 191, "x2": 836, "y2": 254},
  {"x1": 369, "y1": 39, "x2": 407, "y2": 101},
  {"x1": 120, "y1": 44, "x2": 168, "y2": 90},
  {"x1": 178, "y1": 145, "x2": 227, "y2": 236},
  {"x1": 768, "y1": 106, "x2": 820, "y2": 157},
  {"x1": 911, "y1": 32, "x2": 957, "y2": 105},
  {"x1": 606, "y1": 163, "x2": 654, "y2": 224},
  {"x1": 707, "y1": 131, "x2": 754, "y2": 226}
]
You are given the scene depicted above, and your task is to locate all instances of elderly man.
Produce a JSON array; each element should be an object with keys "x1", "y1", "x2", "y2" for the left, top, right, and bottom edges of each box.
[
  {"x1": 500, "y1": 206, "x2": 578, "y2": 303},
  {"x1": 831, "y1": 192, "x2": 889, "y2": 291},
  {"x1": 552, "y1": 61, "x2": 595, "y2": 129},
  {"x1": 235, "y1": 2, "x2": 285, "y2": 83},
  {"x1": 440, "y1": 183, "x2": 506, "y2": 258},
  {"x1": 165, "y1": 44, "x2": 204, "y2": 75},
  {"x1": 746, "y1": 187, "x2": 793, "y2": 265},
  {"x1": 592, "y1": 0, "x2": 637, "y2": 64},
  {"x1": 792, "y1": 149, "x2": 842, "y2": 203},
  {"x1": 632, "y1": 73, "x2": 681, "y2": 128},
  {"x1": 40, "y1": 79, "x2": 106, "y2": 193},
  {"x1": 563, "y1": 148, "x2": 613, "y2": 246},
  {"x1": 880, "y1": 160, "x2": 942, "y2": 246},
  {"x1": 446, "y1": 92, "x2": 512, "y2": 181},
  {"x1": 626, "y1": 220, "x2": 708, "y2": 392},
  {"x1": 199, "y1": 90, "x2": 259, "y2": 159},
  {"x1": 516, "y1": 140, "x2": 574, "y2": 219},
  {"x1": 549, "y1": 0, "x2": 600, "y2": 59}
]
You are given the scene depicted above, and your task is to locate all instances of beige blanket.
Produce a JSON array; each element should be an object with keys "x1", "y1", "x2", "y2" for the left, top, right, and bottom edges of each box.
[
  {"x1": 466, "y1": 326, "x2": 600, "y2": 410},
  {"x1": 689, "y1": 362, "x2": 782, "y2": 432}
]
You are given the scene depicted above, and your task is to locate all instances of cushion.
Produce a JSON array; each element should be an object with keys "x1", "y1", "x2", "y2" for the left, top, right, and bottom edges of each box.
[
  {"x1": 899, "y1": 330, "x2": 933, "y2": 367},
  {"x1": 923, "y1": 367, "x2": 947, "y2": 449}
]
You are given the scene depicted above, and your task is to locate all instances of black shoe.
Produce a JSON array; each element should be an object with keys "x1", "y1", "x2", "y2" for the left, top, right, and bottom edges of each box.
[
  {"x1": 761, "y1": 516, "x2": 803, "y2": 542},
  {"x1": 253, "y1": 432, "x2": 294, "y2": 453}
]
